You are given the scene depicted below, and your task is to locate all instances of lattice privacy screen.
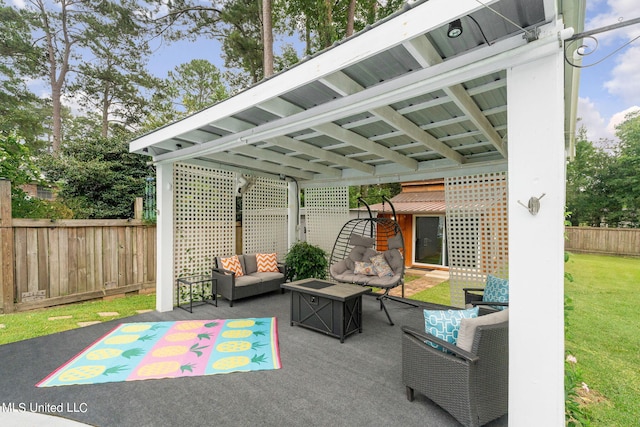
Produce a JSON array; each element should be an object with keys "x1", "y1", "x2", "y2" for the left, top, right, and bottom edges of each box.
[
  {"x1": 304, "y1": 187, "x2": 350, "y2": 258},
  {"x1": 445, "y1": 173, "x2": 508, "y2": 307},
  {"x1": 242, "y1": 176, "x2": 288, "y2": 260},
  {"x1": 173, "y1": 164, "x2": 235, "y2": 283}
]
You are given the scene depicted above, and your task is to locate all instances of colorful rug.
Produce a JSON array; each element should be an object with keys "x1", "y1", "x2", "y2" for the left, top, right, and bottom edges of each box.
[{"x1": 37, "y1": 317, "x2": 281, "y2": 387}]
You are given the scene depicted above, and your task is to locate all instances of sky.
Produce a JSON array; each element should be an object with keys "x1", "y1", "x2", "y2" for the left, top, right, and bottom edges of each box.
[
  {"x1": 575, "y1": 0, "x2": 640, "y2": 143},
  {"x1": 12, "y1": 0, "x2": 640, "y2": 145}
]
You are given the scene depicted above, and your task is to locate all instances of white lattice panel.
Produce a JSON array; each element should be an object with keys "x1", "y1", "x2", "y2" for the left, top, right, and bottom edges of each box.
[
  {"x1": 445, "y1": 173, "x2": 508, "y2": 307},
  {"x1": 174, "y1": 164, "x2": 235, "y2": 285},
  {"x1": 242, "y1": 176, "x2": 288, "y2": 259},
  {"x1": 304, "y1": 187, "x2": 350, "y2": 257}
]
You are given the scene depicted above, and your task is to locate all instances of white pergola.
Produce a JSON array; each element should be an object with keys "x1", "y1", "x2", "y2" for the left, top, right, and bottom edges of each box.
[{"x1": 130, "y1": 0, "x2": 586, "y2": 424}]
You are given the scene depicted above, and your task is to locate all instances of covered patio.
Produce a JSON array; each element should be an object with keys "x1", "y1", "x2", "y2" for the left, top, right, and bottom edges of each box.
[{"x1": 130, "y1": 0, "x2": 586, "y2": 424}]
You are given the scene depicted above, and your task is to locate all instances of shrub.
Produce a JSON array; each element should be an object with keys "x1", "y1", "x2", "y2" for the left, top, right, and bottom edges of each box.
[{"x1": 284, "y1": 242, "x2": 328, "y2": 281}]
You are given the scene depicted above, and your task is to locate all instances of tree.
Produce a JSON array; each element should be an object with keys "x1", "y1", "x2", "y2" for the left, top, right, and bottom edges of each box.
[
  {"x1": 565, "y1": 127, "x2": 612, "y2": 226},
  {"x1": 166, "y1": 59, "x2": 229, "y2": 114},
  {"x1": 607, "y1": 111, "x2": 640, "y2": 227},
  {"x1": 0, "y1": 133, "x2": 69, "y2": 218},
  {"x1": 27, "y1": 0, "x2": 149, "y2": 152},
  {"x1": 40, "y1": 123, "x2": 150, "y2": 219},
  {"x1": 0, "y1": 2, "x2": 49, "y2": 149},
  {"x1": 262, "y1": 0, "x2": 274, "y2": 77}
]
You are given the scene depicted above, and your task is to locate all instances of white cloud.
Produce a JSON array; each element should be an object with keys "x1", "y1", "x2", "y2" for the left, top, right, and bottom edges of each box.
[
  {"x1": 9, "y1": 0, "x2": 26, "y2": 9},
  {"x1": 577, "y1": 97, "x2": 611, "y2": 143},
  {"x1": 577, "y1": 98, "x2": 640, "y2": 145},
  {"x1": 603, "y1": 45, "x2": 640, "y2": 104},
  {"x1": 607, "y1": 105, "x2": 640, "y2": 136}
]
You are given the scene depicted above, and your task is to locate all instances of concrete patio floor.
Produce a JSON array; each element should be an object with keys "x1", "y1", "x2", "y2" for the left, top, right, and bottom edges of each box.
[{"x1": 0, "y1": 286, "x2": 506, "y2": 427}]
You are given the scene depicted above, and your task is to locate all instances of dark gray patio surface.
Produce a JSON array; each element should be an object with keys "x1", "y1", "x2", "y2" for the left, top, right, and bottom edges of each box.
[{"x1": 0, "y1": 291, "x2": 508, "y2": 427}]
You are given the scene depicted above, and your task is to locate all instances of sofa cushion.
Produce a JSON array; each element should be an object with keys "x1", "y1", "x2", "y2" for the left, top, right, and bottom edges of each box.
[
  {"x1": 220, "y1": 255, "x2": 244, "y2": 277},
  {"x1": 234, "y1": 275, "x2": 261, "y2": 287},
  {"x1": 457, "y1": 309, "x2": 509, "y2": 352},
  {"x1": 354, "y1": 261, "x2": 376, "y2": 276},
  {"x1": 370, "y1": 253, "x2": 393, "y2": 277},
  {"x1": 243, "y1": 254, "x2": 258, "y2": 274},
  {"x1": 349, "y1": 234, "x2": 375, "y2": 248},
  {"x1": 483, "y1": 274, "x2": 509, "y2": 310},
  {"x1": 423, "y1": 307, "x2": 479, "y2": 351},
  {"x1": 252, "y1": 271, "x2": 284, "y2": 282},
  {"x1": 256, "y1": 253, "x2": 279, "y2": 272}
]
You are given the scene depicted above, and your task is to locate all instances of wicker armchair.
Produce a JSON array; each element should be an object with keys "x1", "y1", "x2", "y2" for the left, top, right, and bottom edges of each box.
[
  {"x1": 401, "y1": 318, "x2": 508, "y2": 427},
  {"x1": 463, "y1": 288, "x2": 509, "y2": 315}
]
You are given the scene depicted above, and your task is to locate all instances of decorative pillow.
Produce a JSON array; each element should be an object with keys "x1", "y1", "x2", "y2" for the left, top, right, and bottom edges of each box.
[
  {"x1": 457, "y1": 309, "x2": 508, "y2": 352},
  {"x1": 220, "y1": 255, "x2": 244, "y2": 277},
  {"x1": 423, "y1": 307, "x2": 479, "y2": 351},
  {"x1": 369, "y1": 253, "x2": 393, "y2": 277},
  {"x1": 354, "y1": 261, "x2": 376, "y2": 276},
  {"x1": 256, "y1": 253, "x2": 279, "y2": 273},
  {"x1": 483, "y1": 275, "x2": 509, "y2": 310}
]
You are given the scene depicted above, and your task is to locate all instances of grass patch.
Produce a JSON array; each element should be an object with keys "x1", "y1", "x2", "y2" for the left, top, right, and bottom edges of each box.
[
  {"x1": 0, "y1": 294, "x2": 156, "y2": 345},
  {"x1": 565, "y1": 253, "x2": 640, "y2": 426},
  {"x1": 408, "y1": 280, "x2": 451, "y2": 306}
]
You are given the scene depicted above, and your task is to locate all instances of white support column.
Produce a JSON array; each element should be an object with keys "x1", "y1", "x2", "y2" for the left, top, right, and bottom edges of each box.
[
  {"x1": 507, "y1": 51, "x2": 566, "y2": 425},
  {"x1": 288, "y1": 181, "x2": 299, "y2": 250},
  {"x1": 155, "y1": 162, "x2": 174, "y2": 312}
]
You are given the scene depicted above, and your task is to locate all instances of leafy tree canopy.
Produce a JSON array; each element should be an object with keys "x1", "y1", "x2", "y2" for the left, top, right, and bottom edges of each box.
[{"x1": 40, "y1": 122, "x2": 151, "y2": 219}]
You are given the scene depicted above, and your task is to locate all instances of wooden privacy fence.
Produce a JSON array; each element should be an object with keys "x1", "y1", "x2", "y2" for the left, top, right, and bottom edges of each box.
[
  {"x1": 0, "y1": 179, "x2": 156, "y2": 313},
  {"x1": 565, "y1": 226, "x2": 640, "y2": 257}
]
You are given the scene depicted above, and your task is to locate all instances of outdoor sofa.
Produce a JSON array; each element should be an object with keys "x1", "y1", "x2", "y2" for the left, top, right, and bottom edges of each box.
[{"x1": 212, "y1": 253, "x2": 286, "y2": 306}]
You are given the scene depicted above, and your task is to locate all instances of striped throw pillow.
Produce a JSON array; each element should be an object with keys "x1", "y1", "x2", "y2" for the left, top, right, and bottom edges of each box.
[
  {"x1": 256, "y1": 253, "x2": 279, "y2": 273},
  {"x1": 220, "y1": 255, "x2": 244, "y2": 277}
]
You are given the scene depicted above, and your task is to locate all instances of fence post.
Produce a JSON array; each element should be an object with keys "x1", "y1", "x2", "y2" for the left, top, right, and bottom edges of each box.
[
  {"x1": 134, "y1": 197, "x2": 143, "y2": 220},
  {"x1": 0, "y1": 178, "x2": 15, "y2": 313}
]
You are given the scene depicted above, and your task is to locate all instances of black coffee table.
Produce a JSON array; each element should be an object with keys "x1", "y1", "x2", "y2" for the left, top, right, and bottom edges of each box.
[{"x1": 281, "y1": 279, "x2": 371, "y2": 343}]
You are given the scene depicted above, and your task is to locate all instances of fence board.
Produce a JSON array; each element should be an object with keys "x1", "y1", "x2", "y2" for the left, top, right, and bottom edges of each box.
[
  {"x1": 565, "y1": 227, "x2": 640, "y2": 257},
  {"x1": 2, "y1": 222, "x2": 157, "y2": 310}
]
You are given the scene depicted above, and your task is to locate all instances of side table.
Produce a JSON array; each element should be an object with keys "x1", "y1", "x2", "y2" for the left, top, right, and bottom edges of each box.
[{"x1": 176, "y1": 275, "x2": 217, "y2": 313}]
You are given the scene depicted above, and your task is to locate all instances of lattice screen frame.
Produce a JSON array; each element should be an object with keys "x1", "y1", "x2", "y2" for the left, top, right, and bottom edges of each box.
[
  {"x1": 304, "y1": 187, "x2": 350, "y2": 258},
  {"x1": 173, "y1": 164, "x2": 235, "y2": 302},
  {"x1": 242, "y1": 176, "x2": 289, "y2": 260},
  {"x1": 445, "y1": 173, "x2": 508, "y2": 307}
]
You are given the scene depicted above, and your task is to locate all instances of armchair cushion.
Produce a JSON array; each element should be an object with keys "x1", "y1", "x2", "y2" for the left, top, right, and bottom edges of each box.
[
  {"x1": 220, "y1": 255, "x2": 244, "y2": 277},
  {"x1": 457, "y1": 309, "x2": 509, "y2": 352},
  {"x1": 423, "y1": 307, "x2": 479, "y2": 351},
  {"x1": 483, "y1": 275, "x2": 509, "y2": 310}
]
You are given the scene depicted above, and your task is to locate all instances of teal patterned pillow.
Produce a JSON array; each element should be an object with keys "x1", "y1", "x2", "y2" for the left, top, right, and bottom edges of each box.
[
  {"x1": 423, "y1": 307, "x2": 479, "y2": 351},
  {"x1": 483, "y1": 275, "x2": 509, "y2": 310}
]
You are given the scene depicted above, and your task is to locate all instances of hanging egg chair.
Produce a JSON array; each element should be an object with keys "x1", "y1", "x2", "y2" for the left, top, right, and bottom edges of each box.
[{"x1": 329, "y1": 197, "x2": 415, "y2": 325}]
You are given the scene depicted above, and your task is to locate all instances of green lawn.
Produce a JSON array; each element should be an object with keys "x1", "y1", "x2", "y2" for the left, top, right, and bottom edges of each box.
[
  {"x1": 564, "y1": 253, "x2": 640, "y2": 426},
  {"x1": 407, "y1": 253, "x2": 640, "y2": 426},
  {"x1": 0, "y1": 294, "x2": 156, "y2": 345}
]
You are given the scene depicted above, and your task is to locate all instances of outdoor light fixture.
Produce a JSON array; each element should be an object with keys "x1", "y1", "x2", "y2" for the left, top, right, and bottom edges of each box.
[{"x1": 447, "y1": 19, "x2": 463, "y2": 38}]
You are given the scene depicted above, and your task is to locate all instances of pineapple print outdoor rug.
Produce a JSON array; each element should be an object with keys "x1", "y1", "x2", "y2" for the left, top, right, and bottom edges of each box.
[{"x1": 37, "y1": 317, "x2": 281, "y2": 387}]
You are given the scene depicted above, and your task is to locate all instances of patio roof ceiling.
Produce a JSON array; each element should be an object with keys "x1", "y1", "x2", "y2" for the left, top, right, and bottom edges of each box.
[{"x1": 130, "y1": 0, "x2": 584, "y2": 188}]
